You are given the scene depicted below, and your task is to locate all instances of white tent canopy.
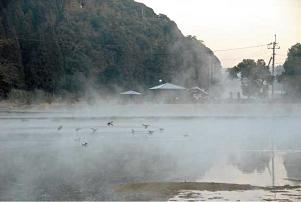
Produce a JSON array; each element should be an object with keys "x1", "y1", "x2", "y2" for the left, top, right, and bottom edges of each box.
[
  {"x1": 149, "y1": 83, "x2": 186, "y2": 90},
  {"x1": 120, "y1": 90, "x2": 142, "y2": 95}
]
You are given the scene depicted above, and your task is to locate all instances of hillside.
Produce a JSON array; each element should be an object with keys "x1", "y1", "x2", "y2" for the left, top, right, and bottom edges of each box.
[{"x1": 0, "y1": 0, "x2": 221, "y2": 99}]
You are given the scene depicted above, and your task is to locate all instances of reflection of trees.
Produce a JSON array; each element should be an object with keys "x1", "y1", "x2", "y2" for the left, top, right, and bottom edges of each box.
[
  {"x1": 283, "y1": 153, "x2": 301, "y2": 181},
  {"x1": 229, "y1": 152, "x2": 271, "y2": 174}
]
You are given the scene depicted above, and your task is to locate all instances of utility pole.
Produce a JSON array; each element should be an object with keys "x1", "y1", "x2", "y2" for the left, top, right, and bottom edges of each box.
[{"x1": 268, "y1": 34, "x2": 280, "y2": 99}]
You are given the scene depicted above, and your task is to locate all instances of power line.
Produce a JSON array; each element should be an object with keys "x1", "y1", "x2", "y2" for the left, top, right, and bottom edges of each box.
[
  {"x1": 8, "y1": 36, "x2": 290, "y2": 65},
  {"x1": 12, "y1": 36, "x2": 270, "y2": 53},
  {"x1": 213, "y1": 44, "x2": 268, "y2": 52},
  {"x1": 13, "y1": 36, "x2": 269, "y2": 52}
]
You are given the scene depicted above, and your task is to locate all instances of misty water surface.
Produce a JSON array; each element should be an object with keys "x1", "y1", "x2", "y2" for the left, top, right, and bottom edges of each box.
[{"x1": 1, "y1": 105, "x2": 301, "y2": 200}]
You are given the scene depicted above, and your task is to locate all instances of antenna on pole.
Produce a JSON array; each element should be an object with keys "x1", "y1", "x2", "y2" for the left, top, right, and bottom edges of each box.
[{"x1": 268, "y1": 34, "x2": 280, "y2": 99}]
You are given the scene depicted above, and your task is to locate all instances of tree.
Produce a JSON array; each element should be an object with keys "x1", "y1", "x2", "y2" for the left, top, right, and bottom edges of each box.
[
  {"x1": 280, "y1": 43, "x2": 301, "y2": 98},
  {"x1": 227, "y1": 59, "x2": 272, "y2": 98}
]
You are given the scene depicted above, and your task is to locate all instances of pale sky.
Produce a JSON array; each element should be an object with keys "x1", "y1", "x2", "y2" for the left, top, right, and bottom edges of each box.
[{"x1": 135, "y1": 0, "x2": 301, "y2": 68}]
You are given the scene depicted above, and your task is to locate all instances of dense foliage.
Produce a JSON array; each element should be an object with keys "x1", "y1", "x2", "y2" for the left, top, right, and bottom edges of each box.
[
  {"x1": 227, "y1": 59, "x2": 271, "y2": 98},
  {"x1": 0, "y1": 0, "x2": 221, "y2": 100},
  {"x1": 280, "y1": 43, "x2": 301, "y2": 98}
]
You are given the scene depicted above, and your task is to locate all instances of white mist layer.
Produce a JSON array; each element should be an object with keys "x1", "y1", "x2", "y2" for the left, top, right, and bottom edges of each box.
[{"x1": 1, "y1": 103, "x2": 301, "y2": 118}]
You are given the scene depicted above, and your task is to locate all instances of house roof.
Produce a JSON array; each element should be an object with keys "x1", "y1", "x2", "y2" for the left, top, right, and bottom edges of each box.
[
  {"x1": 120, "y1": 90, "x2": 142, "y2": 95},
  {"x1": 149, "y1": 83, "x2": 186, "y2": 90}
]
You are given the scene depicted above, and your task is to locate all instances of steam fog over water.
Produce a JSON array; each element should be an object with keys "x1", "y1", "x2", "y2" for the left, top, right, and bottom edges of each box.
[
  {"x1": 1, "y1": 104, "x2": 301, "y2": 200},
  {"x1": 1, "y1": 0, "x2": 300, "y2": 201}
]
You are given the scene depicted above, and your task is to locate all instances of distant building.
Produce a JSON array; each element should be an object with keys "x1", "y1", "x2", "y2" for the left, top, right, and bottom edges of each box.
[
  {"x1": 149, "y1": 83, "x2": 186, "y2": 90},
  {"x1": 120, "y1": 90, "x2": 142, "y2": 104},
  {"x1": 149, "y1": 83, "x2": 187, "y2": 103}
]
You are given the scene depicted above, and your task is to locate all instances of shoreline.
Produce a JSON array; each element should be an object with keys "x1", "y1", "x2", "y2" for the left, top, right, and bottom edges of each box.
[
  {"x1": 1, "y1": 103, "x2": 301, "y2": 119},
  {"x1": 116, "y1": 182, "x2": 301, "y2": 201}
]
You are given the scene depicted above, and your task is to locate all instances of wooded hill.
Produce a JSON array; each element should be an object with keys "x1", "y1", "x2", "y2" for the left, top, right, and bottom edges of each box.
[{"x1": 0, "y1": 0, "x2": 221, "y2": 100}]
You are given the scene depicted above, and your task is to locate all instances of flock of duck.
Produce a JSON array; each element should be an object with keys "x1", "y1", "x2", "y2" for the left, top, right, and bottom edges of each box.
[{"x1": 56, "y1": 121, "x2": 168, "y2": 147}]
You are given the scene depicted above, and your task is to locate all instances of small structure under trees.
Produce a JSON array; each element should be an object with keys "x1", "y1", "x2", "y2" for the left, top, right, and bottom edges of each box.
[
  {"x1": 120, "y1": 90, "x2": 142, "y2": 95},
  {"x1": 149, "y1": 83, "x2": 186, "y2": 90},
  {"x1": 149, "y1": 83, "x2": 186, "y2": 103},
  {"x1": 120, "y1": 90, "x2": 142, "y2": 103}
]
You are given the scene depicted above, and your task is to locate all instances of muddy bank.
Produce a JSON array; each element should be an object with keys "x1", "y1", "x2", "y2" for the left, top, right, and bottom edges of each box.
[{"x1": 116, "y1": 182, "x2": 301, "y2": 201}]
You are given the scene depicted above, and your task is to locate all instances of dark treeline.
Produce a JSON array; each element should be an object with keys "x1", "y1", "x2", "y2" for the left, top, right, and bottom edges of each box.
[
  {"x1": 279, "y1": 43, "x2": 301, "y2": 98},
  {"x1": 227, "y1": 59, "x2": 271, "y2": 98},
  {"x1": 228, "y1": 43, "x2": 301, "y2": 99},
  {"x1": 0, "y1": 0, "x2": 221, "y2": 100}
]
